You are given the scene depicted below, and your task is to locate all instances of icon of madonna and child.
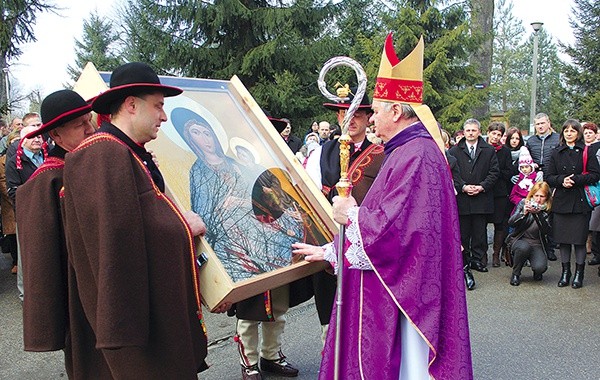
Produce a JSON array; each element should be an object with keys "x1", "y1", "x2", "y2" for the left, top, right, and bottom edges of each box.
[{"x1": 171, "y1": 107, "x2": 328, "y2": 282}]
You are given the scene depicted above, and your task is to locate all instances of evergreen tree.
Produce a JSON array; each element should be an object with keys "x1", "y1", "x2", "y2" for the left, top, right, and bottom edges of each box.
[
  {"x1": 67, "y1": 11, "x2": 123, "y2": 82},
  {"x1": 530, "y1": 30, "x2": 569, "y2": 126},
  {"x1": 490, "y1": 0, "x2": 528, "y2": 129},
  {"x1": 490, "y1": 1, "x2": 569, "y2": 132},
  {"x1": 120, "y1": 0, "x2": 340, "y2": 133},
  {"x1": 563, "y1": 0, "x2": 600, "y2": 122},
  {"x1": 370, "y1": 0, "x2": 484, "y2": 132}
]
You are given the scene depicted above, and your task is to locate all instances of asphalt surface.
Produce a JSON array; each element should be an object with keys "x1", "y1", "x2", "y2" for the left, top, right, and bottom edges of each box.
[{"x1": 1, "y1": 247, "x2": 599, "y2": 380}]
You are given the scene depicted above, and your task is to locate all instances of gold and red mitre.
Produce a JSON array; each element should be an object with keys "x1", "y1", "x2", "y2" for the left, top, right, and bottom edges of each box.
[
  {"x1": 373, "y1": 33, "x2": 446, "y2": 154},
  {"x1": 373, "y1": 33, "x2": 424, "y2": 105}
]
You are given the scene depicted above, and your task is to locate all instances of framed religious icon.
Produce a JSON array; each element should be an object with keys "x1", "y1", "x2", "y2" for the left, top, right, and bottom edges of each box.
[{"x1": 79, "y1": 66, "x2": 336, "y2": 311}]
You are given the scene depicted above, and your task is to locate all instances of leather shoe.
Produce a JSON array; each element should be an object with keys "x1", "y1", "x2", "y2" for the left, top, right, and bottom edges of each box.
[
  {"x1": 533, "y1": 273, "x2": 543, "y2": 281},
  {"x1": 588, "y1": 255, "x2": 600, "y2": 265},
  {"x1": 470, "y1": 261, "x2": 488, "y2": 272},
  {"x1": 241, "y1": 364, "x2": 262, "y2": 380},
  {"x1": 547, "y1": 250, "x2": 557, "y2": 261},
  {"x1": 260, "y1": 357, "x2": 299, "y2": 377},
  {"x1": 510, "y1": 274, "x2": 520, "y2": 286},
  {"x1": 464, "y1": 268, "x2": 475, "y2": 290}
]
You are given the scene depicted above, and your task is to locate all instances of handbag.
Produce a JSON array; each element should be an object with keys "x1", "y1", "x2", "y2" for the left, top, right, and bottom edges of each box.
[{"x1": 582, "y1": 145, "x2": 600, "y2": 207}]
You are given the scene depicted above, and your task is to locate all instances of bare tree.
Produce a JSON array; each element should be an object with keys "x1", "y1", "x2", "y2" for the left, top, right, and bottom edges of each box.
[{"x1": 0, "y1": 1, "x2": 57, "y2": 115}]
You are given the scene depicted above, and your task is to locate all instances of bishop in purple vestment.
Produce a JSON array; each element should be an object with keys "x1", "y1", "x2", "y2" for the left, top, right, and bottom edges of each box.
[{"x1": 293, "y1": 33, "x2": 472, "y2": 379}]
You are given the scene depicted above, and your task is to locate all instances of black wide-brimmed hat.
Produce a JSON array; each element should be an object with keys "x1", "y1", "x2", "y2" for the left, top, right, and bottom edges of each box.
[
  {"x1": 263, "y1": 110, "x2": 288, "y2": 133},
  {"x1": 323, "y1": 87, "x2": 372, "y2": 112},
  {"x1": 92, "y1": 62, "x2": 183, "y2": 114},
  {"x1": 25, "y1": 89, "x2": 92, "y2": 139}
]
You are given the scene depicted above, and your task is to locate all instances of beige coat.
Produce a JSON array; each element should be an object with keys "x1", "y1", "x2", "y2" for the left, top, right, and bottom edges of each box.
[{"x1": 0, "y1": 154, "x2": 16, "y2": 234}]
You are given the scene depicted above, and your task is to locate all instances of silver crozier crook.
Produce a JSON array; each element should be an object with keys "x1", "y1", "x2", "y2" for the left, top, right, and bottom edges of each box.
[{"x1": 317, "y1": 57, "x2": 367, "y2": 380}]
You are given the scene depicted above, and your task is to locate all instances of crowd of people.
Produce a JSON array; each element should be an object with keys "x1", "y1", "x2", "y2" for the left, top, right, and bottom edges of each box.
[
  {"x1": 444, "y1": 113, "x2": 600, "y2": 290},
  {"x1": 0, "y1": 113, "x2": 45, "y2": 298},
  {"x1": 2, "y1": 33, "x2": 475, "y2": 379},
  {"x1": 5, "y1": 69, "x2": 600, "y2": 379}
]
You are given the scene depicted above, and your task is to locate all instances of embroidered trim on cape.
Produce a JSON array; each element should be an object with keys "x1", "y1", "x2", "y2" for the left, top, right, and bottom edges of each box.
[
  {"x1": 28, "y1": 157, "x2": 65, "y2": 181},
  {"x1": 346, "y1": 206, "x2": 372, "y2": 271},
  {"x1": 349, "y1": 143, "x2": 384, "y2": 185}
]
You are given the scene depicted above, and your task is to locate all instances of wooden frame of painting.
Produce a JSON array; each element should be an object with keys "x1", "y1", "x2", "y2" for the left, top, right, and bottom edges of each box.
[{"x1": 76, "y1": 66, "x2": 336, "y2": 311}]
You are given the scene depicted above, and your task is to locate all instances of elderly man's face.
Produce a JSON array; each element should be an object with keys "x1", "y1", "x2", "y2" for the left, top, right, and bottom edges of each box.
[
  {"x1": 369, "y1": 101, "x2": 397, "y2": 142},
  {"x1": 51, "y1": 113, "x2": 95, "y2": 151},
  {"x1": 20, "y1": 125, "x2": 43, "y2": 153}
]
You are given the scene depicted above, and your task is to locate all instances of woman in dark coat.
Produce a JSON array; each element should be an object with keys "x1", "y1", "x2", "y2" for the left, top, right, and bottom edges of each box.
[
  {"x1": 507, "y1": 182, "x2": 552, "y2": 286},
  {"x1": 546, "y1": 119, "x2": 600, "y2": 288},
  {"x1": 486, "y1": 122, "x2": 514, "y2": 267},
  {"x1": 505, "y1": 127, "x2": 525, "y2": 184}
]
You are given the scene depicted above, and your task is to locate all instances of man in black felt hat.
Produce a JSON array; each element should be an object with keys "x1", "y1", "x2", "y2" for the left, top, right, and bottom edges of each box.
[
  {"x1": 15, "y1": 89, "x2": 95, "y2": 377},
  {"x1": 61, "y1": 62, "x2": 220, "y2": 379},
  {"x1": 303, "y1": 84, "x2": 385, "y2": 344}
]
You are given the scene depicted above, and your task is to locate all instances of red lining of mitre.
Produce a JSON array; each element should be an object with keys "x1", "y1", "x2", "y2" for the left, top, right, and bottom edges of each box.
[{"x1": 385, "y1": 33, "x2": 401, "y2": 66}]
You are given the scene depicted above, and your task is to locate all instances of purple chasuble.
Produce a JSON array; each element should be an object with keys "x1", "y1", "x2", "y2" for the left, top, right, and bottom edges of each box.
[{"x1": 319, "y1": 122, "x2": 473, "y2": 379}]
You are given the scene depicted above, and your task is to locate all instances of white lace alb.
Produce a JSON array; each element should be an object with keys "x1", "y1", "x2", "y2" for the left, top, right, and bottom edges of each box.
[
  {"x1": 322, "y1": 206, "x2": 372, "y2": 274},
  {"x1": 345, "y1": 206, "x2": 372, "y2": 271}
]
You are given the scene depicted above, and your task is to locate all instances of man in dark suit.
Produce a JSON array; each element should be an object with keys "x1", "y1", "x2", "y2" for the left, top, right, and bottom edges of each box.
[{"x1": 449, "y1": 118, "x2": 499, "y2": 289}]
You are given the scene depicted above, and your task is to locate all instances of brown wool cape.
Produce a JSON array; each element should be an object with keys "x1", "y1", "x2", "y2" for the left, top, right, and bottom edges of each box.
[
  {"x1": 17, "y1": 148, "x2": 111, "y2": 378},
  {"x1": 18, "y1": 156, "x2": 69, "y2": 351},
  {"x1": 61, "y1": 133, "x2": 208, "y2": 379}
]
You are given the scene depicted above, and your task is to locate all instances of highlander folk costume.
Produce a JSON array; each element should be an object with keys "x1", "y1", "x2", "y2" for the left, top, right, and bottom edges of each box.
[
  {"x1": 17, "y1": 91, "x2": 94, "y2": 378},
  {"x1": 61, "y1": 63, "x2": 208, "y2": 379}
]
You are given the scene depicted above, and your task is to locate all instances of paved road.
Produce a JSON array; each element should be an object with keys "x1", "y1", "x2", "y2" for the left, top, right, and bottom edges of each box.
[{"x1": 1, "y1": 250, "x2": 599, "y2": 379}]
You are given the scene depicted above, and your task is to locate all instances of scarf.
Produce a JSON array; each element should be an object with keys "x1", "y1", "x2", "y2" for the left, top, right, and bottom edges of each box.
[{"x1": 490, "y1": 141, "x2": 503, "y2": 152}]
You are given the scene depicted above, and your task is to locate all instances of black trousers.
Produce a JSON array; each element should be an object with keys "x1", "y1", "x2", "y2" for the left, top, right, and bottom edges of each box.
[
  {"x1": 512, "y1": 239, "x2": 548, "y2": 276},
  {"x1": 459, "y1": 214, "x2": 488, "y2": 263},
  {"x1": 4, "y1": 234, "x2": 17, "y2": 265}
]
